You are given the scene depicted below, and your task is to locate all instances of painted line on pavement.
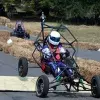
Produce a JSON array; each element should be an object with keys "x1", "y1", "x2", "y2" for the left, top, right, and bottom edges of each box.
[
  {"x1": 0, "y1": 76, "x2": 37, "y2": 91},
  {"x1": 0, "y1": 76, "x2": 91, "y2": 94}
]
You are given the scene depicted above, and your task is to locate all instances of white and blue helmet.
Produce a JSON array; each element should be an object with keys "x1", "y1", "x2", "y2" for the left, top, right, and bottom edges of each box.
[{"x1": 48, "y1": 31, "x2": 60, "y2": 46}]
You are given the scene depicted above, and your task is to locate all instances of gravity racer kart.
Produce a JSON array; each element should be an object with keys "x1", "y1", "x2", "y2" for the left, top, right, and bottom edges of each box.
[
  {"x1": 18, "y1": 13, "x2": 100, "y2": 98},
  {"x1": 11, "y1": 21, "x2": 30, "y2": 39}
]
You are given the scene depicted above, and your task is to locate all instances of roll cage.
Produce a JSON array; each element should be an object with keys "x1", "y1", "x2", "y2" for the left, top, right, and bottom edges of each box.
[{"x1": 32, "y1": 12, "x2": 78, "y2": 67}]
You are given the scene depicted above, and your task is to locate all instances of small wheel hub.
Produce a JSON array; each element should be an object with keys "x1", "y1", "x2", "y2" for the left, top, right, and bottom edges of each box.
[
  {"x1": 19, "y1": 66, "x2": 23, "y2": 74},
  {"x1": 40, "y1": 83, "x2": 44, "y2": 93},
  {"x1": 92, "y1": 83, "x2": 97, "y2": 96},
  {"x1": 37, "y1": 79, "x2": 44, "y2": 95}
]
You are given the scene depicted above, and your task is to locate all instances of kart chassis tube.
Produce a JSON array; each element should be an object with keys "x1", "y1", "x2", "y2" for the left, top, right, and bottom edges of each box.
[{"x1": 32, "y1": 16, "x2": 91, "y2": 92}]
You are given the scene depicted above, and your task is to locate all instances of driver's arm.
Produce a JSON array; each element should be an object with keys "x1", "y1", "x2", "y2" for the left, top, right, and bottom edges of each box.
[
  {"x1": 59, "y1": 46, "x2": 70, "y2": 57},
  {"x1": 42, "y1": 46, "x2": 52, "y2": 59}
]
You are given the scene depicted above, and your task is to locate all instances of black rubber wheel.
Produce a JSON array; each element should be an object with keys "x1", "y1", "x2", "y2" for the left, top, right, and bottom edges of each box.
[
  {"x1": 25, "y1": 33, "x2": 30, "y2": 39},
  {"x1": 18, "y1": 57, "x2": 28, "y2": 77},
  {"x1": 27, "y1": 34, "x2": 30, "y2": 39},
  {"x1": 36, "y1": 75, "x2": 49, "y2": 97},
  {"x1": 91, "y1": 75, "x2": 100, "y2": 98}
]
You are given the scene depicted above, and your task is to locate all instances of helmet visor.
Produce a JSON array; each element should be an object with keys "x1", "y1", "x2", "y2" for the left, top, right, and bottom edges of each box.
[{"x1": 50, "y1": 36, "x2": 60, "y2": 42}]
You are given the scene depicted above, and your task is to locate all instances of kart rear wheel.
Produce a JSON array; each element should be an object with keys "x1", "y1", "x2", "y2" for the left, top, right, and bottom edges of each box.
[
  {"x1": 18, "y1": 57, "x2": 28, "y2": 77},
  {"x1": 91, "y1": 75, "x2": 100, "y2": 98},
  {"x1": 26, "y1": 34, "x2": 30, "y2": 39},
  {"x1": 36, "y1": 75, "x2": 49, "y2": 97}
]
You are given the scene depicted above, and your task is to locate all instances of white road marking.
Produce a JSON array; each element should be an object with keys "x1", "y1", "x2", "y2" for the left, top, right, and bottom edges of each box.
[
  {"x1": 0, "y1": 76, "x2": 91, "y2": 94},
  {"x1": 0, "y1": 76, "x2": 37, "y2": 91}
]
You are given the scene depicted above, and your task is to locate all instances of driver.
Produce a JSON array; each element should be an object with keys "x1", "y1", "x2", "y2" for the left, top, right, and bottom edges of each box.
[
  {"x1": 15, "y1": 24, "x2": 24, "y2": 32},
  {"x1": 14, "y1": 24, "x2": 25, "y2": 38},
  {"x1": 40, "y1": 31, "x2": 73, "y2": 81}
]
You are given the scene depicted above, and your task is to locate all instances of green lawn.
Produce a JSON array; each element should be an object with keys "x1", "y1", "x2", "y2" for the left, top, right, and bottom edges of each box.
[{"x1": 68, "y1": 25, "x2": 100, "y2": 43}]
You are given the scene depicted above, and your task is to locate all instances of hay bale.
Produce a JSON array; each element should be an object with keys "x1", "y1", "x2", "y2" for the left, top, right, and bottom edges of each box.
[
  {"x1": 0, "y1": 17, "x2": 10, "y2": 26},
  {"x1": 73, "y1": 42, "x2": 100, "y2": 51},
  {"x1": 77, "y1": 58, "x2": 100, "y2": 83},
  {"x1": 0, "y1": 37, "x2": 35, "y2": 62},
  {"x1": 0, "y1": 31, "x2": 10, "y2": 42},
  {"x1": 0, "y1": 41, "x2": 5, "y2": 51},
  {"x1": 7, "y1": 23, "x2": 14, "y2": 28},
  {"x1": 8, "y1": 45, "x2": 33, "y2": 58},
  {"x1": 10, "y1": 37, "x2": 34, "y2": 50},
  {"x1": 25, "y1": 29, "x2": 32, "y2": 34}
]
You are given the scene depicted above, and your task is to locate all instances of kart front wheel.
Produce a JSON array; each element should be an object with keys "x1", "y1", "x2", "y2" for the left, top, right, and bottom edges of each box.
[
  {"x1": 18, "y1": 57, "x2": 28, "y2": 77},
  {"x1": 27, "y1": 34, "x2": 30, "y2": 39},
  {"x1": 36, "y1": 75, "x2": 49, "y2": 97},
  {"x1": 25, "y1": 33, "x2": 30, "y2": 39},
  {"x1": 91, "y1": 75, "x2": 100, "y2": 98}
]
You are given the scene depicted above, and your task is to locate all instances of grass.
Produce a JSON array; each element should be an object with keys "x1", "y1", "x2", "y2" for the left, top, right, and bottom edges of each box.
[
  {"x1": 7, "y1": 21, "x2": 59, "y2": 35},
  {"x1": 68, "y1": 25, "x2": 100, "y2": 43}
]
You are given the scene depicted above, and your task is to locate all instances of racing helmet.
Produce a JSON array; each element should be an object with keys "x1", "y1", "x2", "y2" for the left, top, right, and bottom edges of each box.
[
  {"x1": 18, "y1": 24, "x2": 21, "y2": 28},
  {"x1": 48, "y1": 31, "x2": 60, "y2": 46}
]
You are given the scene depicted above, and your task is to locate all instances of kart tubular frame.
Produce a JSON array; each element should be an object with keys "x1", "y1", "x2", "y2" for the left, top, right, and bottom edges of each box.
[{"x1": 32, "y1": 13, "x2": 91, "y2": 92}]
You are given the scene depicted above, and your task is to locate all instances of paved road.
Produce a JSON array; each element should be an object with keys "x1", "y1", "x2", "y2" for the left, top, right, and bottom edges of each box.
[
  {"x1": 69, "y1": 48, "x2": 100, "y2": 62},
  {"x1": 0, "y1": 25, "x2": 13, "y2": 32},
  {"x1": 0, "y1": 52, "x2": 42, "y2": 76},
  {"x1": 0, "y1": 92, "x2": 95, "y2": 100}
]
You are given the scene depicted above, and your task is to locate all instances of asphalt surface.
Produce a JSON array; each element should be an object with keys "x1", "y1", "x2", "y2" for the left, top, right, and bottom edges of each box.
[
  {"x1": 69, "y1": 48, "x2": 100, "y2": 62},
  {"x1": 0, "y1": 25, "x2": 100, "y2": 100},
  {"x1": 0, "y1": 52, "x2": 42, "y2": 76},
  {"x1": 0, "y1": 25, "x2": 13, "y2": 32},
  {"x1": 0, "y1": 52, "x2": 96, "y2": 100},
  {"x1": 0, "y1": 92, "x2": 95, "y2": 100}
]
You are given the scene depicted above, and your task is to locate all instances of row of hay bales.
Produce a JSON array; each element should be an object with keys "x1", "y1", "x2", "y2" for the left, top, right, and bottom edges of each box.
[
  {"x1": 0, "y1": 30, "x2": 100, "y2": 83},
  {"x1": 73, "y1": 42, "x2": 100, "y2": 51}
]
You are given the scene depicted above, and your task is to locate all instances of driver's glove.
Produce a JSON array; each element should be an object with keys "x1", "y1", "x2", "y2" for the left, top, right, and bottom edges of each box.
[
  {"x1": 42, "y1": 48, "x2": 51, "y2": 59},
  {"x1": 66, "y1": 49, "x2": 70, "y2": 57}
]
